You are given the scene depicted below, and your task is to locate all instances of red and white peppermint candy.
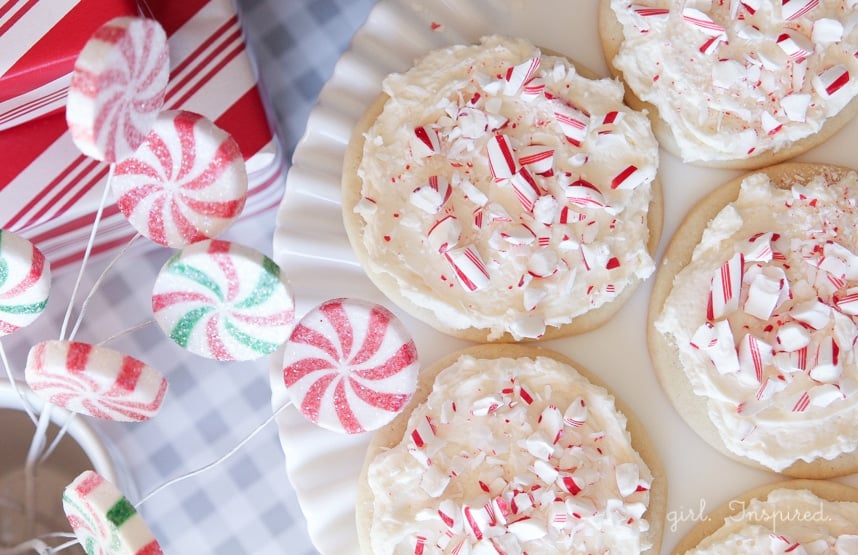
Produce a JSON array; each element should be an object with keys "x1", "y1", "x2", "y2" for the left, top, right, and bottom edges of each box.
[
  {"x1": 782, "y1": 0, "x2": 819, "y2": 21},
  {"x1": 63, "y1": 471, "x2": 162, "y2": 555},
  {"x1": 836, "y1": 287, "x2": 858, "y2": 315},
  {"x1": 508, "y1": 169, "x2": 541, "y2": 212},
  {"x1": 631, "y1": 5, "x2": 669, "y2": 19},
  {"x1": 521, "y1": 77, "x2": 546, "y2": 100},
  {"x1": 487, "y1": 134, "x2": 518, "y2": 179},
  {"x1": 413, "y1": 125, "x2": 441, "y2": 157},
  {"x1": 0, "y1": 230, "x2": 51, "y2": 336},
  {"x1": 777, "y1": 31, "x2": 813, "y2": 61},
  {"x1": 816, "y1": 65, "x2": 850, "y2": 97},
  {"x1": 152, "y1": 239, "x2": 295, "y2": 361},
  {"x1": 410, "y1": 175, "x2": 452, "y2": 214},
  {"x1": 25, "y1": 340, "x2": 167, "y2": 422},
  {"x1": 744, "y1": 232, "x2": 779, "y2": 262},
  {"x1": 518, "y1": 144, "x2": 554, "y2": 175},
  {"x1": 552, "y1": 101, "x2": 589, "y2": 147},
  {"x1": 426, "y1": 215, "x2": 461, "y2": 253},
  {"x1": 112, "y1": 110, "x2": 248, "y2": 248},
  {"x1": 611, "y1": 165, "x2": 648, "y2": 191},
  {"x1": 444, "y1": 245, "x2": 491, "y2": 291},
  {"x1": 66, "y1": 17, "x2": 169, "y2": 163},
  {"x1": 682, "y1": 8, "x2": 726, "y2": 36},
  {"x1": 566, "y1": 179, "x2": 605, "y2": 208},
  {"x1": 282, "y1": 298, "x2": 419, "y2": 434},
  {"x1": 504, "y1": 56, "x2": 541, "y2": 95},
  {"x1": 707, "y1": 253, "x2": 744, "y2": 320}
]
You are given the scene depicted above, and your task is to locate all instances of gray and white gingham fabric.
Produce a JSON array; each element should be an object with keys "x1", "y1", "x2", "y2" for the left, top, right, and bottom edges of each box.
[{"x1": 2, "y1": 0, "x2": 376, "y2": 553}]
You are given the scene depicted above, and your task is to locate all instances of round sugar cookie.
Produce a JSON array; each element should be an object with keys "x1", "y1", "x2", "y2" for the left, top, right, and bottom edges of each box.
[
  {"x1": 342, "y1": 35, "x2": 663, "y2": 343},
  {"x1": 356, "y1": 344, "x2": 667, "y2": 555},
  {"x1": 649, "y1": 162, "x2": 858, "y2": 477},
  {"x1": 598, "y1": 1, "x2": 858, "y2": 170},
  {"x1": 674, "y1": 480, "x2": 858, "y2": 554}
]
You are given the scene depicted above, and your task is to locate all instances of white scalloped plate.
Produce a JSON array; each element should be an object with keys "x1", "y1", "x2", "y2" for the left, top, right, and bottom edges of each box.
[{"x1": 270, "y1": 1, "x2": 858, "y2": 553}]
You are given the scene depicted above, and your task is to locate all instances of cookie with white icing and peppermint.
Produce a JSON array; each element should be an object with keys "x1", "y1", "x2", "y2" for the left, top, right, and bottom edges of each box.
[
  {"x1": 650, "y1": 162, "x2": 858, "y2": 477},
  {"x1": 674, "y1": 480, "x2": 858, "y2": 554},
  {"x1": 342, "y1": 35, "x2": 662, "y2": 342},
  {"x1": 356, "y1": 344, "x2": 667, "y2": 555},
  {"x1": 600, "y1": 1, "x2": 858, "y2": 169}
]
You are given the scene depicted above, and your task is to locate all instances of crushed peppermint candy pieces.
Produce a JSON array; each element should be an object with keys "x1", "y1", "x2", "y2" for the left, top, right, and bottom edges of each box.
[{"x1": 354, "y1": 36, "x2": 658, "y2": 340}]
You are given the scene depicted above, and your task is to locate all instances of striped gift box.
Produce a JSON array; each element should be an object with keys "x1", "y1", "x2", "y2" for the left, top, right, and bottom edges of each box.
[
  {"x1": 0, "y1": 0, "x2": 285, "y2": 269},
  {"x1": 0, "y1": 0, "x2": 139, "y2": 131}
]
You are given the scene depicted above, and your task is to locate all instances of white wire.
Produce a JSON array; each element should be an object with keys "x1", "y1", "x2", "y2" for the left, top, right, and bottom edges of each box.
[{"x1": 135, "y1": 400, "x2": 293, "y2": 508}]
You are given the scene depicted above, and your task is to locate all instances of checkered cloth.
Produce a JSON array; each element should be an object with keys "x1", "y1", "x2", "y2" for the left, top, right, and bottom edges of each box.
[{"x1": 2, "y1": 0, "x2": 376, "y2": 553}]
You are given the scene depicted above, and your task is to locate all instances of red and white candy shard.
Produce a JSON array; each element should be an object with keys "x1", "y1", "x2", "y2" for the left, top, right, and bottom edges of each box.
[
  {"x1": 63, "y1": 470, "x2": 162, "y2": 555},
  {"x1": 152, "y1": 239, "x2": 295, "y2": 361},
  {"x1": 0, "y1": 230, "x2": 51, "y2": 336},
  {"x1": 112, "y1": 110, "x2": 248, "y2": 248},
  {"x1": 66, "y1": 17, "x2": 169, "y2": 163},
  {"x1": 25, "y1": 340, "x2": 167, "y2": 422},
  {"x1": 282, "y1": 298, "x2": 419, "y2": 434}
]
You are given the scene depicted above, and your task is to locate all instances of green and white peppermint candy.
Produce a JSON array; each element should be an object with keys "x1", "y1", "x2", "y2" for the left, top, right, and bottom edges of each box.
[
  {"x1": 63, "y1": 470, "x2": 162, "y2": 555},
  {"x1": 0, "y1": 229, "x2": 50, "y2": 336},
  {"x1": 151, "y1": 239, "x2": 295, "y2": 361}
]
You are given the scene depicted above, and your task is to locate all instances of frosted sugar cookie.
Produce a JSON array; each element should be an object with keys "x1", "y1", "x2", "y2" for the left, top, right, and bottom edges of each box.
[
  {"x1": 651, "y1": 162, "x2": 858, "y2": 476},
  {"x1": 356, "y1": 344, "x2": 666, "y2": 554},
  {"x1": 343, "y1": 35, "x2": 662, "y2": 342},
  {"x1": 674, "y1": 480, "x2": 858, "y2": 554},
  {"x1": 600, "y1": 1, "x2": 858, "y2": 169}
]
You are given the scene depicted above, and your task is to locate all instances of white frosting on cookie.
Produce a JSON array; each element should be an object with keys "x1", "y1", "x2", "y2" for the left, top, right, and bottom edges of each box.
[
  {"x1": 355, "y1": 35, "x2": 658, "y2": 340},
  {"x1": 366, "y1": 354, "x2": 654, "y2": 554},
  {"x1": 686, "y1": 488, "x2": 858, "y2": 554},
  {"x1": 609, "y1": 0, "x2": 858, "y2": 163},
  {"x1": 656, "y1": 169, "x2": 858, "y2": 471}
]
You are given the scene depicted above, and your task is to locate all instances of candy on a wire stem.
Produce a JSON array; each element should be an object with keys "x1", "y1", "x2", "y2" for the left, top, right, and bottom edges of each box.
[
  {"x1": 282, "y1": 298, "x2": 419, "y2": 434},
  {"x1": 112, "y1": 110, "x2": 249, "y2": 247},
  {"x1": 63, "y1": 470, "x2": 162, "y2": 555},
  {"x1": 152, "y1": 239, "x2": 295, "y2": 361},
  {"x1": 0, "y1": 230, "x2": 51, "y2": 336},
  {"x1": 66, "y1": 16, "x2": 169, "y2": 163},
  {"x1": 24, "y1": 340, "x2": 167, "y2": 422}
]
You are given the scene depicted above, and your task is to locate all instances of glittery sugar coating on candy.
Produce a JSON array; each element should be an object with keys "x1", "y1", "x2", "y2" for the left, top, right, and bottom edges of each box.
[
  {"x1": 0, "y1": 230, "x2": 51, "y2": 336},
  {"x1": 282, "y1": 298, "x2": 419, "y2": 434},
  {"x1": 66, "y1": 17, "x2": 169, "y2": 163},
  {"x1": 63, "y1": 470, "x2": 163, "y2": 555},
  {"x1": 152, "y1": 239, "x2": 295, "y2": 361},
  {"x1": 25, "y1": 340, "x2": 167, "y2": 422},
  {"x1": 112, "y1": 111, "x2": 248, "y2": 247}
]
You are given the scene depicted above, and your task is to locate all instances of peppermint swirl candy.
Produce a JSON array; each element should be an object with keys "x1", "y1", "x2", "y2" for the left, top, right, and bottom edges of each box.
[
  {"x1": 25, "y1": 340, "x2": 168, "y2": 422},
  {"x1": 0, "y1": 230, "x2": 50, "y2": 336},
  {"x1": 152, "y1": 239, "x2": 295, "y2": 361},
  {"x1": 66, "y1": 16, "x2": 169, "y2": 163},
  {"x1": 282, "y1": 298, "x2": 419, "y2": 434},
  {"x1": 63, "y1": 471, "x2": 162, "y2": 555},
  {"x1": 112, "y1": 110, "x2": 248, "y2": 247}
]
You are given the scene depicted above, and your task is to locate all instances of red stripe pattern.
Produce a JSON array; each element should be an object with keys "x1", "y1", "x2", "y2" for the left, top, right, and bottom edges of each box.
[
  {"x1": 63, "y1": 470, "x2": 163, "y2": 555},
  {"x1": 112, "y1": 110, "x2": 248, "y2": 247},
  {"x1": 65, "y1": 17, "x2": 169, "y2": 163},
  {"x1": 282, "y1": 298, "x2": 419, "y2": 434},
  {"x1": 24, "y1": 340, "x2": 168, "y2": 422},
  {"x1": 0, "y1": 230, "x2": 51, "y2": 336}
]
